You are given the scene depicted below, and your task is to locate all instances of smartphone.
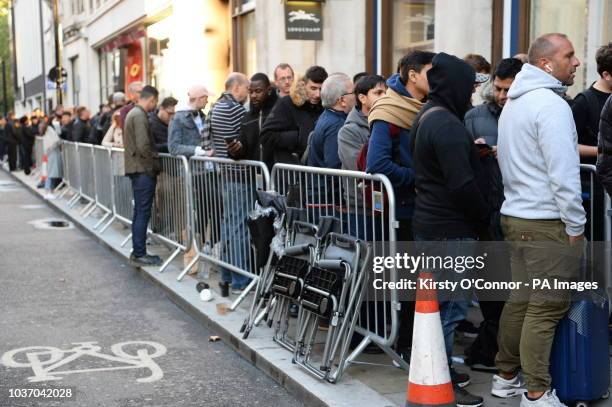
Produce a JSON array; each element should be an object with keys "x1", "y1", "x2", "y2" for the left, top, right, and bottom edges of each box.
[
  {"x1": 475, "y1": 143, "x2": 492, "y2": 151},
  {"x1": 224, "y1": 135, "x2": 239, "y2": 144}
]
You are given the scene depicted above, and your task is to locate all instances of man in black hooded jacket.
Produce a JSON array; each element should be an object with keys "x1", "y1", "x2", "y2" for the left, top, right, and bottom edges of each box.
[
  {"x1": 228, "y1": 73, "x2": 278, "y2": 161},
  {"x1": 412, "y1": 52, "x2": 490, "y2": 407}
]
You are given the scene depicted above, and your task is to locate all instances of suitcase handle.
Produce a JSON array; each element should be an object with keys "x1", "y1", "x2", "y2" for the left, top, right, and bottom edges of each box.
[{"x1": 570, "y1": 321, "x2": 577, "y2": 372}]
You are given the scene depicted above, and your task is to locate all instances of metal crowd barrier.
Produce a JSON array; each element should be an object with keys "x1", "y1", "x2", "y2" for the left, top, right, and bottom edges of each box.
[
  {"x1": 91, "y1": 146, "x2": 113, "y2": 228},
  {"x1": 33, "y1": 136, "x2": 44, "y2": 177},
  {"x1": 74, "y1": 143, "x2": 96, "y2": 216},
  {"x1": 269, "y1": 163, "x2": 406, "y2": 371},
  {"x1": 179, "y1": 156, "x2": 270, "y2": 311},
  {"x1": 580, "y1": 164, "x2": 612, "y2": 296},
  {"x1": 62, "y1": 142, "x2": 82, "y2": 205}
]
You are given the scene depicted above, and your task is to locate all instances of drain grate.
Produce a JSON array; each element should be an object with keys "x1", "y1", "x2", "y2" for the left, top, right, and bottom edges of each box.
[{"x1": 28, "y1": 218, "x2": 74, "y2": 230}]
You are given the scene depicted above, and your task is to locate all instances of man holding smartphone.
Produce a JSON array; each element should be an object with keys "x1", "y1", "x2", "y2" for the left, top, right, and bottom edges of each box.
[{"x1": 209, "y1": 72, "x2": 252, "y2": 294}]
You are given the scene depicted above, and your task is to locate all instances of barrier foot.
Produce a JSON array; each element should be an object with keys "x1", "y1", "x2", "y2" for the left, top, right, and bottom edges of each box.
[
  {"x1": 120, "y1": 233, "x2": 132, "y2": 248},
  {"x1": 67, "y1": 193, "x2": 81, "y2": 208},
  {"x1": 56, "y1": 185, "x2": 70, "y2": 199},
  {"x1": 230, "y1": 278, "x2": 258, "y2": 311},
  {"x1": 98, "y1": 215, "x2": 116, "y2": 234},
  {"x1": 159, "y1": 247, "x2": 181, "y2": 273},
  {"x1": 53, "y1": 180, "x2": 66, "y2": 195},
  {"x1": 176, "y1": 256, "x2": 199, "y2": 282},
  {"x1": 82, "y1": 202, "x2": 98, "y2": 218},
  {"x1": 93, "y1": 211, "x2": 111, "y2": 229}
]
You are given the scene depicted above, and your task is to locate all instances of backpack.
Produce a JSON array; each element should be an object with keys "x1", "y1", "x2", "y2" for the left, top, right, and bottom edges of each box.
[
  {"x1": 356, "y1": 123, "x2": 403, "y2": 211},
  {"x1": 356, "y1": 123, "x2": 402, "y2": 172}
]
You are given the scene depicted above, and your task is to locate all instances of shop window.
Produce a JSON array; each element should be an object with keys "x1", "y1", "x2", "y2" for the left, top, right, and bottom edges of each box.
[
  {"x1": 390, "y1": 0, "x2": 435, "y2": 72},
  {"x1": 529, "y1": 0, "x2": 588, "y2": 94},
  {"x1": 70, "y1": 56, "x2": 80, "y2": 106},
  {"x1": 232, "y1": 0, "x2": 257, "y2": 76}
]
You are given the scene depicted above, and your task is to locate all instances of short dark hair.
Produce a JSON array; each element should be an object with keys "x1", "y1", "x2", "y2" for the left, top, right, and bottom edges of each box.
[
  {"x1": 61, "y1": 111, "x2": 72, "y2": 118},
  {"x1": 160, "y1": 96, "x2": 178, "y2": 109},
  {"x1": 274, "y1": 63, "x2": 294, "y2": 80},
  {"x1": 304, "y1": 65, "x2": 328, "y2": 84},
  {"x1": 353, "y1": 72, "x2": 368, "y2": 84},
  {"x1": 464, "y1": 54, "x2": 492, "y2": 74},
  {"x1": 140, "y1": 85, "x2": 159, "y2": 100},
  {"x1": 398, "y1": 51, "x2": 436, "y2": 84},
  {"x1": 494, "y1": 58, "x2": 524, "y2": 80},
  {"x1": 250, "y1": 72, "x2": 271, "y2": 87},
  {"x1": 354, "y1": 75, "x2": 386, "y2": 110},
  {"x1": 596, "y1": 43, "x2": 612, "y2": 77},
  {"x1": 75, "y1": 106, "x2": 87, "y2": 117}
]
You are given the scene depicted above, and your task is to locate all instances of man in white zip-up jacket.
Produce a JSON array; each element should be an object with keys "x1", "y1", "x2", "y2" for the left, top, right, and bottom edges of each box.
[{"x1": 491, "y1": 33, "x2": 586, "y2": 407}]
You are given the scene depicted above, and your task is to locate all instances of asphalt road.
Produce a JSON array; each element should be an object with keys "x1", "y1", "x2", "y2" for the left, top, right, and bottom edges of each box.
[{"x1": 0, "y1": 171, "x2": 304, "y2": 407}]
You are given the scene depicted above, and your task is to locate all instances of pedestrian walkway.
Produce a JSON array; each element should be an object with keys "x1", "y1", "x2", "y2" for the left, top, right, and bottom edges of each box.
[
  {"x1": 0, "y1": 171, "x2": 304, "y2": 407},
  {"x1": 4, "y1": 167, "x2": 612, "y2": 407}
]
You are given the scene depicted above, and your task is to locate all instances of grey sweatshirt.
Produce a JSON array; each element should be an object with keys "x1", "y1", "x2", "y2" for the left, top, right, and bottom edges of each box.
[{"x1": 497, "y1": 63, "x2": 586, "y2": 236}]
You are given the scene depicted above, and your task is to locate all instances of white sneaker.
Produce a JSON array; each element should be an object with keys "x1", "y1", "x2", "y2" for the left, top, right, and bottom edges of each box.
[
  {"x1": 520, "y1": 389, "x2": 567, "y2": 407},
  {"x1": 44, "y1": 193, "x2": 57, "y2": 200},
  {"x1": 492, "y1": 373, "x2": 527, "y2": 398}
]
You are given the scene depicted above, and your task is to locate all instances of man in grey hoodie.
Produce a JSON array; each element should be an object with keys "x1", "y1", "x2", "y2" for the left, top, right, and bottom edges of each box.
[{"x1": 492, "y1": 33, "x2": 586, "y2": 407}]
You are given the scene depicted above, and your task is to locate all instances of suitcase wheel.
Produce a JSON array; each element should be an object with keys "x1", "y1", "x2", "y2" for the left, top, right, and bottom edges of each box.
[{"x1": 576, "y1": 402, "x2": 588, "y2": 407}]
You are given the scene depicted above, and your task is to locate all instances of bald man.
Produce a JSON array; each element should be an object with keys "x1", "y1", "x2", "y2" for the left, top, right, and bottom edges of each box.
[
  {"x1": 168, "y1": 84, "x2": 215, "y2": 157},
  {"x1": 207, "y1": 72, "x2": 251, "y2": 294},
  {"x1": 492, "y1": 33, "x2": 585, "y2": 407}
]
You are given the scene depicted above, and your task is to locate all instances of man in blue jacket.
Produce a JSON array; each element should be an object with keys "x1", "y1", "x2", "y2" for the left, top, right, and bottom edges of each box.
[
  {"x1": 307, "y1": 72, "x2": 355, "y2": 169},
  {"x1": 366, "y1": 50, "x2": 435, "y2": 369}
]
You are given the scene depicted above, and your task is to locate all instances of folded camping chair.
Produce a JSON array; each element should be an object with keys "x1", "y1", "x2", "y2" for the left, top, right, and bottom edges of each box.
[
  {"x1": 268, "y1": 219, "x2": 318, "y2": 351},
  {"x1": 268, "y1": 215, "x2": 341, "y2": 352},
  {"x1": 240, "y1": 191, "x2": 290, "y2": 339},
  {"x1": 293, "y1": 232, "x2": 371, "y2": 383}
]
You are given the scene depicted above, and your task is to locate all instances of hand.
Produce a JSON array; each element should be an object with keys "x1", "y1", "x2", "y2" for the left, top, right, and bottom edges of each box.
[
  {"x1": 492, "y1": 145, "x2": 498, "y2": 159},
  {"x1": 474, "y1": 138, "x2": 486, "y2": 144},
  {"x1": 194, "y1": 146, "x2": 207, "y2": 156},
  {"x1": 227, "y1": 140, "x2": 243, "y2": 157},
  {"x1": 568, "y1": 234, "x2": 584, "y2": 246}
]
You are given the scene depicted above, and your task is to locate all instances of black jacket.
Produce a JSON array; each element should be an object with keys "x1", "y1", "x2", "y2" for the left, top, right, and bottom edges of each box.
[
  {"x1": 596, "y1": 94, "x2": 612, "y2": 196},
  {"x1": 148, "y1": 111, "x2": 169, "y2": 153},
  {"x1": 231, "y1": 91, "x2": 279, "y2": 162},
  {"x1": 60, "y1": 122, "x2": 73, "y2": 141},
  {"x1": 260, "y1": 81, "x2": 323, "y2": 166},
  {"x1": 412, "y1": 52, "x2": 490, "y2": 238},
  {"x1": 71, "y1": 119, "x2": 91, "y2": 143}
]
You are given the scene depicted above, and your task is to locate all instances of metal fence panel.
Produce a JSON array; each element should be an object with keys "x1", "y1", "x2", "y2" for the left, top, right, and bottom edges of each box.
[
  {"x1": 77, "y1": 143, "x2": 95, "y2": 202},
  {"x1": 269, "y1": 163, "x2": 405, "y2": 371}
]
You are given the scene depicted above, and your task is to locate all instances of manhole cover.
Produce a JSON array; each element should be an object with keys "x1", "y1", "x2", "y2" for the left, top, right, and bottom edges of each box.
[{"x1": 28, "y1": 218, "x2": 74, "y2": 230}]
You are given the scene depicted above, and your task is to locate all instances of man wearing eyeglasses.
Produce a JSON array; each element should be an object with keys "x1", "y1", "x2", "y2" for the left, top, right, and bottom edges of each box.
[
  {"x1": 306, "y1": 73, "x2": 354, "y2": 169},
  {"x1": 274, "y1": 63, "x2": 294, "y2": 98}
]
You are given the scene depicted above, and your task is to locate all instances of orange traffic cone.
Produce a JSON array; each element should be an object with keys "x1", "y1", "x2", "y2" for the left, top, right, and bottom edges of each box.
[
  {"x1": 406, "y1": 271, "x2": 455, "y2": 407},
  {"x1": 40, "y1": 153, "x2": 48, "y2": 185}
]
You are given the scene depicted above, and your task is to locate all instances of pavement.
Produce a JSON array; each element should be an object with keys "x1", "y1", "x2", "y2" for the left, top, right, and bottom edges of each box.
[
  {"x1": 3, "y1": 166, "x2": 612, "y2": 407},
  {"x1": 0, "y1": 171, "x2": 304, "y2": 407}
]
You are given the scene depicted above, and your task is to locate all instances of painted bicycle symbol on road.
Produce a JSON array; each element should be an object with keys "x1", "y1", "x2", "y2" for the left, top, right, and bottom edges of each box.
[{"x1": 1, "y1": 341, "x2": 167, "y2": 383}]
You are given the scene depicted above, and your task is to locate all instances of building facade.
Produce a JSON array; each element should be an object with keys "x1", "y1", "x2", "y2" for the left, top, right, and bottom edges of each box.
[{"x1": 10, "y1": 0, "x2": 612, "y2": 114}]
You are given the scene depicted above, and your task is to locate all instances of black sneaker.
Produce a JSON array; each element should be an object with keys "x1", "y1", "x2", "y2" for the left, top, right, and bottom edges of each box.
[
  {"x1": 130, "y1": 254, "x2": 163, "y2": 266},
  {"x1": 457, "y1": 320, "x2": 479, "y2": 338},
  {"x1": 454, "y1": 385, "x2": 483, "y2": 407},
  {"x1": 450, "y1": 368, "x2": 471, "y2": 388},
  {"x1": 289, "y1": 303, "x2": 299, "y2": 318}
]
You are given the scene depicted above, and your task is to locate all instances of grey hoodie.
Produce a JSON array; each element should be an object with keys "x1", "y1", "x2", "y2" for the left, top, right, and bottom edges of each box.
[
  {"x1": 338, "y1": 106, "x2": 369, "y2": 171},
  {"x1": 497, "y1": 63, "x2": 586, "y2": 236}
]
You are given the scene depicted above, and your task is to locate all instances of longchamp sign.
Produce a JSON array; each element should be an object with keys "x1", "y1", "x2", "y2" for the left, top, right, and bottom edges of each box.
[{"x1": 285, "y1": 1, "x2": 323, "y2": 41}]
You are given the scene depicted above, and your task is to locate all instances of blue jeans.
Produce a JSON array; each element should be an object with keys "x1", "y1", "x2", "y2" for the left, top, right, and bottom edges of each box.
[
  {"x1": 129, "y1": 173, "x2": 157, "y2": 257},
  {"x1": 220, "y1": 180, "x2": 252, "y2": 289},
  {"x1": 414, "y1": 235, "x2": 475, "y2": 366}
]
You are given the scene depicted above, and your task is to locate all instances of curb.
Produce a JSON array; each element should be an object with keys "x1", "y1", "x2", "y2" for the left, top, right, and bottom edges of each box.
[{"x1": 4, "y1": 168, "x2": 397, "y2": 407}]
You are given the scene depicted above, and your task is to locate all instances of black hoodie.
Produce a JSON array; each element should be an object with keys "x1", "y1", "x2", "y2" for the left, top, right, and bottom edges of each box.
[{"x1": 412, "y1": 53, "x2": 490, "y2": 238}]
